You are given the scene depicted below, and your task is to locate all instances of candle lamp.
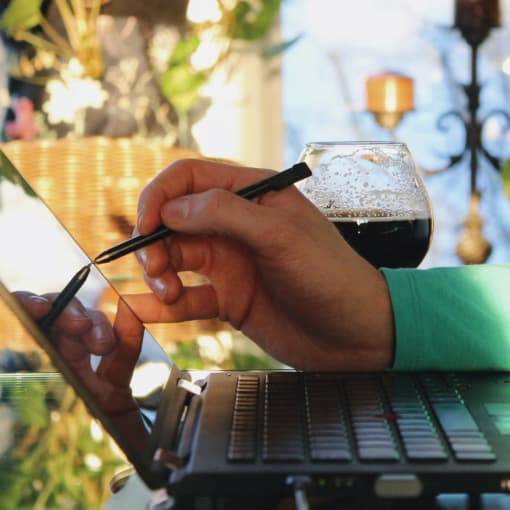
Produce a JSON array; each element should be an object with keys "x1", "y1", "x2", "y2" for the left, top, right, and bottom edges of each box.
[
  {"x1": 454, "y1": 0, "x2": 501, "y2": 44},
  {"x1": 365, "y1": 72, "x2": 414, "y2": 131}
]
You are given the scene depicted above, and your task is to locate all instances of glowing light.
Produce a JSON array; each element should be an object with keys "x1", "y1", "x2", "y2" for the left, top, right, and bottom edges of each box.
[
  {"x1": 68, "y1": 57, "x2": 85, "y2": 75},
  {"x1": 191, "y1": 42, "x2": 222, "y2": 71},
  {"x1": 43, "y1": 63, "x2": 108, "y2": 125},
  {"x1": 190, "y1": 28, "x2": 224, "y2": 71},
  {"x1": 50, "y1": 410, "x2": 61, "y2": 422},
  {"x1": 84, "y1": 453, "x2": 103, "y2": 471},
  {"x1": 187, "y1": 0, "x2": 222, "y2": 23},
  {"x1": 366, "y1": 72, "x2": 414, "y2": 113},
  {"x1": 198, "y1": 334, "x2": 228, "y2": 364},
  {"x1": 191, "y1": 63, "x2": 244, "y2": 161},
  {"x1": 0, "y1": 87, "x2": 10, "y2": 108},
  {"x1": 484, "y1": 115, "x2": 504, "y2": 140},
  {"x1": 217, "y1": 330, "x2": 233, "y2": 350},
  {"x1": 90, "y1": 419, "x2": 104, "y2": 442},
  {"x1": 502, "y1": 56, "x2": 510, "y2": 75},
  {"x1": 130, "y1": 362, "x2": 171, "y2": 399}
]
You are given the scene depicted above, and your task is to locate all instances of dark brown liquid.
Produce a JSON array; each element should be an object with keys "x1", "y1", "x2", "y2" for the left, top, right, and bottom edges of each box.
[{"x1": 331, "y1": 218, "x2": 432, "y2": 268}]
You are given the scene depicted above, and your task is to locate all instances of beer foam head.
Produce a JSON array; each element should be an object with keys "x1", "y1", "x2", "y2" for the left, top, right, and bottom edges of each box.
[{"x1": 297, "y1": 142, "x2": 431, "y2": 220}]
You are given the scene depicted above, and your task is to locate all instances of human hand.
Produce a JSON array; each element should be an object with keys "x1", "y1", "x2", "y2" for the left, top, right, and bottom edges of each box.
[
  {"x1": 14, "y1": 291, "x2": 143, "y2": 416},
  {"x1": 131, "y1": 159, "x2": 395, "y2": 371}
]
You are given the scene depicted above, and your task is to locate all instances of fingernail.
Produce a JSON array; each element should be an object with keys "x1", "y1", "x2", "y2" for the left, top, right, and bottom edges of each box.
[
  {"x1": 153, "y1": 278, "x2": 167, "y2": 299},
  {"x1": 91, "y1": 325, "x2": 111, "y2": 343},
  {"x1": 137, "y1": 249, "x2": 147, "y2": 266},
  {"x1": 137, "y1": 202, "x2": 144, "y2": 224},
  {"x1": 29, "y1": 295, "x2": 49, "y2": 304},
  {"x1": 136, "y1": 206, "x2": 147, "y2": 233},
  {"x1": 162, "y1": 197, "x2": 190, "y2": 221}
]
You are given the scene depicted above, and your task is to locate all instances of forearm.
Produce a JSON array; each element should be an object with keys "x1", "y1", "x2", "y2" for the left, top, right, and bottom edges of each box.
[{"x1": 382, "y1": 264, "x2": 510, "y2": 371}]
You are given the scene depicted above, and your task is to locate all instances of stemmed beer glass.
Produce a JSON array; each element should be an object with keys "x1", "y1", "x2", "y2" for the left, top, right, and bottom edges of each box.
[{"x1": 296, "y1": 141, "x2": 433, "y2": 268}]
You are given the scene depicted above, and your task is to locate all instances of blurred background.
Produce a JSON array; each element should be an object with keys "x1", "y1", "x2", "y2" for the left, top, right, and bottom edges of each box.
[{"x1": 0, "y1": 0, "x2": 510, "y2": 507}]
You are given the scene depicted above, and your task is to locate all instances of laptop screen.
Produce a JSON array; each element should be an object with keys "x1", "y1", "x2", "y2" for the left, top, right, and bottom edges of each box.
[{"x1": 0, "y1": 150, "x2": 175, "y2": 487}]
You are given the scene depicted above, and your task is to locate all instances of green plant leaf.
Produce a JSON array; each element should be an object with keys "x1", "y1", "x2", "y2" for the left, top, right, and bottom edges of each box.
[
  {"x1": 231, "y1": 351, "x2": 279, "y2": 370},
  {"x1": 0, "y1": 377, "x2": 122, "y2": 509},
  {"x1": 160, "y1": 65, "x2": 208, "y2": 114},
  {"x1": 168, "y1": 34, "x2": 201, "y2": 66},
  {"x1": 171, "y1": 341, "x2": 205, "y2": 370},
  {"x1": 7, "y1": 379, "x2": 48, "y2": 428},
  {"x1": 160, "y1": 35, "x2": 209, "y2": 114},
  {"x1": 0, "y1": 152, "x2": 37, "y2": 198},
  {"x1": 502, "y1": 158, "x2": 510, "y2": 199},
  {"x1": 230, "y1": 0, "x2": 281, "y2": 41},
  {"x1": 261, "y1": 33, "x2": 302, "y2": 58},
  {"x1": 0, "y1": 0, "x2": 44, "y2": 33}
]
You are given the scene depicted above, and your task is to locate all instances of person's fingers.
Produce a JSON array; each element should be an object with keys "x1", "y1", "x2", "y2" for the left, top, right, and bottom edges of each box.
[
  {"x1": 53, "y1": 332, "x2": 90, "y2": 362},
  {"x1": 47, "y1": 308, "x2": 112, "y2": 364},
  {"x1": 137, "y1": 233, "x2": 221, "y2": 303},
  {"x1": 13, "y1": 291, "x2": 52, "y2": 319},
  {"x1": 124, "y1": 287, "x2": 219, "y2": 324},
  {"x1": 137, "y1": 159, "x2": 274, "y2": 235},
  {"x1": 16, "y1": 291, "x2": 92, "y2": 336},
  {"x1": 135, "y1": 231, "x2": 198, "y2": 276},
  {"x1": 79, "y1": 309, "x2": 117, "y2": 356},
  {"x1": 158, "y1": 188, "x2": 304, "y2": 254},
  {"x1": 50, "y1": 296, "x2": 92, "y2": 335},
  {"x1": 132, "y1": 223, "x2": 170, "y2": 276},
  {"x1": 97, "y1": 298, "x2": 144, "y2": 385}
]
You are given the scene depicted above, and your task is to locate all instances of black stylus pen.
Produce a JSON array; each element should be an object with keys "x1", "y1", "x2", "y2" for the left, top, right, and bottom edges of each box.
[
  {"x1": 38, "y1": 263, "x2": 92, "y2": 332},
  {"x1": 94, "y1": 162, "x2": 312, "y2": 265}
]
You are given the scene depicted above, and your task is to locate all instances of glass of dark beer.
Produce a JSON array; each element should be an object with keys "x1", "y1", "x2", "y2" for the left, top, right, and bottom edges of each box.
[{"x1": 296, "y1": 141, "x2": 433, "y2": 268}]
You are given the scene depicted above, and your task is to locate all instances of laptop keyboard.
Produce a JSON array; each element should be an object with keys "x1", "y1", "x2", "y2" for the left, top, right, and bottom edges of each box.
[{"x1": 227, "y1": 372, "x2": 496, "y2": 464}]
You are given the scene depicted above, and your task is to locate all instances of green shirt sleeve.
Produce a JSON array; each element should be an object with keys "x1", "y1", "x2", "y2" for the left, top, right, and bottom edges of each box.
[{"x1": 381, "y1": 264, "x2": 510, "y2": 371}]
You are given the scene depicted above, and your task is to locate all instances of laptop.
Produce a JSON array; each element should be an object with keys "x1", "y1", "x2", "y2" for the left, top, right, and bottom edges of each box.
[{"x1": 1, "y1": 149, "x2": 510, "y2": 507}]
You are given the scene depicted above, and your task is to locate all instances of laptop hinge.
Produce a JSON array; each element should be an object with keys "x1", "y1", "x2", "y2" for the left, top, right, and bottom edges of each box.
[
  {"x1": 146, "y1": 365, "x2": 190, "y2": 473},
  {"x1": 153, "y1": 388, "x2": 200, "y2": 472},
  {"x1": 177, "y1": 377, "x2": 202, "y2": 395},
  {"x1": 153, "y1": 448, "x2": 186, "y2": 471},
  {"x1": 148, "y1": 367, "x2": 205, "y2": 478}
]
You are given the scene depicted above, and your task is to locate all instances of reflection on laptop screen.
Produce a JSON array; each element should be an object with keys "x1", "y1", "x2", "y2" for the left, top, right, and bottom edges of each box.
[{"x1": 0, "y1": 151, "x2": 174, "y2": 483}]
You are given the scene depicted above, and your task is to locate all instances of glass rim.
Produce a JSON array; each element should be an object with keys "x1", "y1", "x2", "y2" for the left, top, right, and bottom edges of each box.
[{"x1": 303, "y1": 141, "x2": 408, "y2": 148}]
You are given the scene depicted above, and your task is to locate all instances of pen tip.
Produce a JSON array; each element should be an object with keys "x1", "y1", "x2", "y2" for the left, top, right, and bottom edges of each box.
[{"x1": 79, "y1": 264, "x2": 92, "y2": 277}]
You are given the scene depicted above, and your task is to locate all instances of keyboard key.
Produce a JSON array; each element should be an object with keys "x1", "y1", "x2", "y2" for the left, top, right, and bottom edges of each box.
[
  {"x1": 454, "y1": 451, "x2": 497, "y2": 462},
  {"x1": 358, "y1": 446, "x2": 400, "y2": 461},
  {"x1": 310, "y1": 447, "x2": 351, "y2": 461},
  {"x1": 451, "y1": 443, "x2": 493, "y2": 453},
  {"x1": 262, "y1": 451, "x2": 305, "y2": 462},
  {"x1": 406, "y1": 449, "x2": 447, "y2": 461},
  {"x1": 399, "y1": 431, "x2": 438, "y2": 439},
  {"x1": 494, "y1": 422, "x2": 510, "y2": 435},
  {"x1": 432, "y1": 403, "x2": 479, "y2": 432}
]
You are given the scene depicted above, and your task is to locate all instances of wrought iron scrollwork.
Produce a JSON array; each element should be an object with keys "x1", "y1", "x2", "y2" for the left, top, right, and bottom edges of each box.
[{"x1": 423, "y1": 29, "x2": 509, "y2": 263}]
